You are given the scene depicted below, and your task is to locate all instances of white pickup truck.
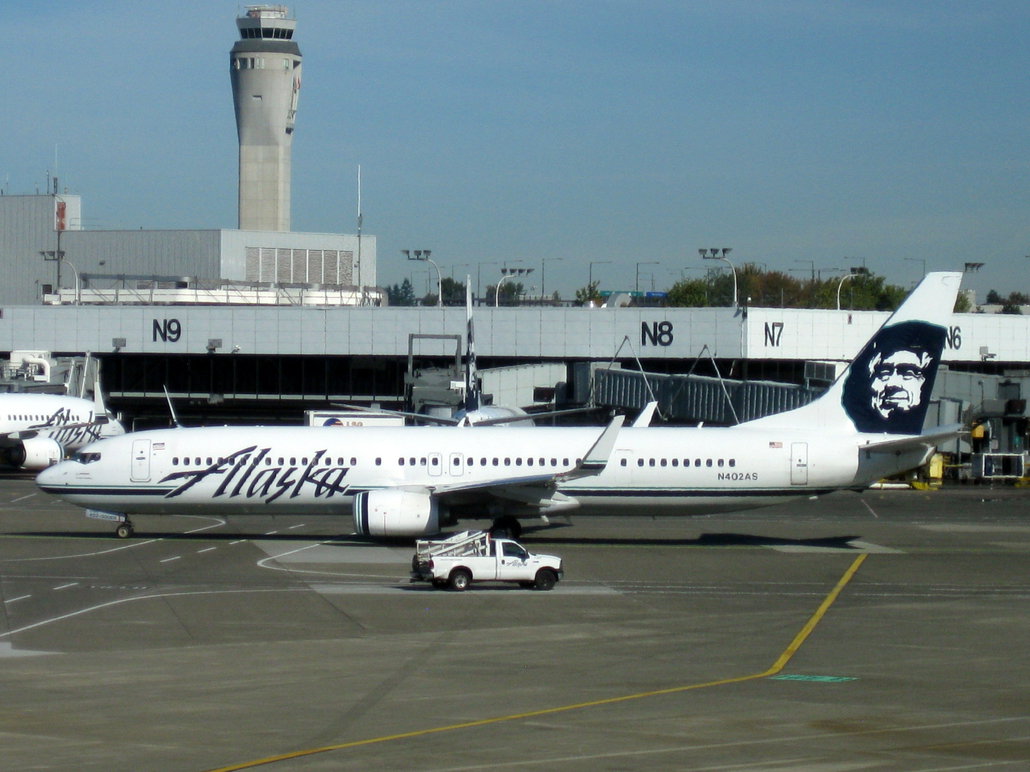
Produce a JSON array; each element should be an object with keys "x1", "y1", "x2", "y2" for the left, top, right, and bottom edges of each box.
[{"x1": 411, "y1": 530, "x2": 563, "y2": 591}]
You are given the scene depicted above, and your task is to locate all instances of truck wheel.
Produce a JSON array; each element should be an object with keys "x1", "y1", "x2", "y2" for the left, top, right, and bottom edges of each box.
[
  {"x1": 448, "y1": 569, "x2": 472, "y2": 591},
  {"x1": 534, "y1": 568, "x2": 557, "y2": 591}
]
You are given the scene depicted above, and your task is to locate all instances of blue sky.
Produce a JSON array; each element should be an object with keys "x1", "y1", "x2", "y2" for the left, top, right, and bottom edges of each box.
[{"x1": 5, "y1": 1, "x2": 1029, "y2": 301}]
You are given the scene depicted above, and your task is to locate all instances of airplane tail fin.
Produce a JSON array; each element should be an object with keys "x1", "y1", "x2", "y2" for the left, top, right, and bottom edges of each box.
[
  {"x1": 91, "y1": 360, "x2": 126, "y2": 437},
  {"x1": 463, "y1": 279, "x2": 481, "y2": 413},
  {"x1": 748, "y1": 272, "x2": 961, "y2": 436}
]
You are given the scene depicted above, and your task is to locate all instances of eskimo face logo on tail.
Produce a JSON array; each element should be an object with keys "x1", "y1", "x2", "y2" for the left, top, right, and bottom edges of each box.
[{"x1": 841, "y1": 320, "x2": 947, "y2": 434}]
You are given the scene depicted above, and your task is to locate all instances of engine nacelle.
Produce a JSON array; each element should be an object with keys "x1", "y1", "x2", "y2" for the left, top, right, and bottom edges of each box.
[
  {"x1": 8, "y1": 437, "x2": 63, "y2": 470},
  {"x1": 353, "y1": 489, "x2": 440, "y2": 537}
]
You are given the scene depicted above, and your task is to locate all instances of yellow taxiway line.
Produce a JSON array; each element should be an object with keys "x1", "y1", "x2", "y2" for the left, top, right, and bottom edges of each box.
[{"x1": 207, "y1": 553, "x2": 868, "y2": 772}]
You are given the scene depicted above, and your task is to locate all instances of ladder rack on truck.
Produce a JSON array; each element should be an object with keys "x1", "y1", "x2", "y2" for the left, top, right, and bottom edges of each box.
[{"x1": 414, "y1": 530, "x2": 491, "y2": 562}]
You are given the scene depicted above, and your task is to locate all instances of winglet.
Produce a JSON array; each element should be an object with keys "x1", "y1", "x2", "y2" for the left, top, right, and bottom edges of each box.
[
  {"x1": 565, "y1": 414, "x2": 624, "y2": 479},
  {"x1": 632, "y1": 401, "x2": 658, "y2": 428}
]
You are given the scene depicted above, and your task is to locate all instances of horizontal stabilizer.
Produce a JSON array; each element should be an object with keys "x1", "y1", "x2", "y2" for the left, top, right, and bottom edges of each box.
[{"x1": 859, "y1": 424, "x2": 963, "y2": 454}]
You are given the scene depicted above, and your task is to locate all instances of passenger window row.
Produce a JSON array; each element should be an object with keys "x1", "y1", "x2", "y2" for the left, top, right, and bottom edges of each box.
[
  {"x1": 398, "y1": 456, "x2": 574, "y2": 468},
  {"x1": 170, "y1": 455, "x2": 356, "y2": 467},
  {"x1": 8, "y1": 414, "x2": 77, "y2": 422},
  {"x1": 168, "y1": 454, "x2": 584, "y2": 471},
  {"x1": 622, "y1": 457, "x2": 736, "y2": 468}
]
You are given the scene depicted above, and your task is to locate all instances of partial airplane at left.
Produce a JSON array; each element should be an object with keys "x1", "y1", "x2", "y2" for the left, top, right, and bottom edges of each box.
[{"x1": 0, "y1": 393, "x2": 125, "y2": 470}]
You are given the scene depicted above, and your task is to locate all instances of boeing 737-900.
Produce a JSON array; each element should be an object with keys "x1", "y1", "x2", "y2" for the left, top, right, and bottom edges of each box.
[{"x1": 36, "y1": 272, "x2": 962, "y2": 538}]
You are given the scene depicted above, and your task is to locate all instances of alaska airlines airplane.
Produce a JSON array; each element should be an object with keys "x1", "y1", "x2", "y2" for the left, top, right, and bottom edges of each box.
[
  {"x1": 36, "y1": 272, "x2": 961, "y2": 539},
  {"x1": 0, "y1": 392, "x2": 125, "y2": 470}
]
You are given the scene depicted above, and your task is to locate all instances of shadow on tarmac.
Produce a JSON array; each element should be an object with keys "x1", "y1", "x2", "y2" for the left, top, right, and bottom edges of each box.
[{"x1": 521, "y1": 532, "x2": 864, "y2": 549}]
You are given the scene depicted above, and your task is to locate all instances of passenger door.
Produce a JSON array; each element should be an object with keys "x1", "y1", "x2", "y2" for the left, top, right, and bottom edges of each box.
[
  {"x1": 428, "y1": 452, "x2": 442, "y2": 477},
  {"x1": 131, "y1": 439, "x2": 151, "y2": 482},
  {"x1": 448, "y1": 452, "x2": 465, "y2": 478},
  {"x1": 790, "y1": 442, "x2": 808, "y2": 485}
]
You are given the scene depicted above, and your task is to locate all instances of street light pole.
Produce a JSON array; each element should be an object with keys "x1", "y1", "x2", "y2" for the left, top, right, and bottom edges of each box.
[
  {"x1": 635, "y1": 261, "x2": 659, "y2": 293},
  {"x1": 836, "y1": 265, "x2": 869, "y2": 310},
  {"x1": 40, "y1": 248, "x2": 80, "y2": 305},
  {"x1": 476, "y1": 261, "x2": 497, "y2": 303},
  {"x1": 904, "y1": 257, "x2": 927, "y2": 284},
  {"x1": 495, "y1": 267, "x2": 533, "y2": 307},
  {"x1": 541, "y1": 257, "x2": 563, "y2": 301},
  {"x1": 403, "y1": 249, "x2": 442, "y2": 306},
  {"x1": 588, "y1": 260, "x2": 611, "y2": 292},
  {"x1": 699, "y1": 248, "x2": 736, "y2": 307},
  {"x1": 836, "y1": 273, "x2": 858, "y2": 311}
]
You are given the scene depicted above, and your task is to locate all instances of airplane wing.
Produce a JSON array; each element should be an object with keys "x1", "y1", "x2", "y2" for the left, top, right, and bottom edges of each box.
[
  {"x1": 426, "y1": 414, "x2": 625, "y2": 499},
  {"x1": 0, "y1": 431, "x2": 37, "y2": 448},
  {"x1": 858, "y1": 423, "x2": 964, "y2": 454},
  {"x1": 0, "y1": 430, "x2": 39, "y2": 442}
]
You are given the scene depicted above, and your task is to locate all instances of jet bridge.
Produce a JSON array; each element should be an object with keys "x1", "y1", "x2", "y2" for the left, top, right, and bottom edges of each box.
[{"x1": 592, "y1": 367, "x2": 820, "y2": 425}]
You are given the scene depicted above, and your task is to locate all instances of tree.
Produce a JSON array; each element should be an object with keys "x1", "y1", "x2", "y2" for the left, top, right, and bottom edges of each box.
[
  {"x1": 439, "y1": 277, "x2": 467, "y2": 306},
  {"x1": 665, "y1": 278, "x2": 709, "y2": 307},
  {"x1": 988, "y1": 290, "x2": 1027, "y2": 313},
  {"x1": 487, "y1": 282, "x2": 526, "y2": 306},
  {"x1": 662, "y1": 267, "x2": 910, "y2": 311},
  {"x1": 386, "y1": 278, "x2": 416, "y2": 306},
  {"x1": 574, "y1": 280, "x2": 602, "y2": 305}
]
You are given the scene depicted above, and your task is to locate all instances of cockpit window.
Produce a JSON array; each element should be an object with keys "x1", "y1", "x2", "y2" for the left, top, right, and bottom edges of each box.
[{"x1": 72, "y1": 451, "x2": 102, "y2": 464}]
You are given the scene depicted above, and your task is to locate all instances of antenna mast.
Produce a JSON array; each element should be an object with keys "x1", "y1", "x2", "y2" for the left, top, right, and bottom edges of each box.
[{"x1": 356, "y1": 165, "x2": 363, "y2": 297}]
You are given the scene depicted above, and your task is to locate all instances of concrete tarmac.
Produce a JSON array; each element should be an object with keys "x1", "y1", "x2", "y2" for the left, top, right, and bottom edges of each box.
[{"x1": 1, "y1": 477, "x2": 1028, "y2": 770}]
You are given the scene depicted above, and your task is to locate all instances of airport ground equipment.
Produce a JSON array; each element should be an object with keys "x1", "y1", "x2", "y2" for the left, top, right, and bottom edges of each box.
[{"x1": 411, "y1": 530, "x2": 563, "y2": 591}]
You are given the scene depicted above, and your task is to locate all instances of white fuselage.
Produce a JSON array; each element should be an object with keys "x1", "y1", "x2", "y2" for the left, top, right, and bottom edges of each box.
[
  {"x1": 35, "y1": 422, "x2": 920, "y2": 520},
  {"x1": 0, "y1": 393, "x2": 124, "y2": 469}
]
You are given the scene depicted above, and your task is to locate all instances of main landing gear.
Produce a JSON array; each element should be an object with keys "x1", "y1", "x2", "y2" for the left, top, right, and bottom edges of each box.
[
  {"x1": 489, "y1": 515, "x2": 522, "y2": 540},
  {"x1": 115, "y1": 518, "x2": 135, "y2": 539}
]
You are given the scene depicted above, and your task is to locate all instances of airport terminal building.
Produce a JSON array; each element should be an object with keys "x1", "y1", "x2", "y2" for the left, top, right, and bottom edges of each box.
[{"x1": 3, "y1": 192, "x2": 1028, "y2": 475}]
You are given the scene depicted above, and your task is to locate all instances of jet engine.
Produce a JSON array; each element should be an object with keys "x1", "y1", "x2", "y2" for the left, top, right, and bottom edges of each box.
[
  {"x1": 353, "y1": 489, "x2": 440, "y2": 537},
  {"x1": 6, "y1": 437, "x2": 63, "y2": 470}
]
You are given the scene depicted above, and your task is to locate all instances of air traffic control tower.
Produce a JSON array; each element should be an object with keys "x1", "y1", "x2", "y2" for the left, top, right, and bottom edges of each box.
[{"x1": 230, "y1": 5, "x2": 302, "y2": 231}]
